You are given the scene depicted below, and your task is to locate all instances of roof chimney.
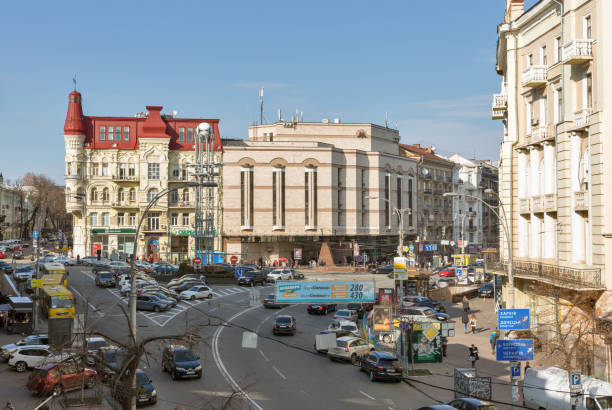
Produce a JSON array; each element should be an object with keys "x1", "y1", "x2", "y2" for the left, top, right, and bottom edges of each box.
[
  {"x1": 506, "y1": 0, "x2": 524, "y2": 22},
  {"x1": 141, "y1": 106, "x2": 169, "y2": 138},
  {"x1": 64, "y1": 90, "x2": 86, "y2": 134}
]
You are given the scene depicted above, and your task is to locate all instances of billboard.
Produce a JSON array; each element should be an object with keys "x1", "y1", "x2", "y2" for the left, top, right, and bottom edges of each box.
[
  {"x1": 496, "y1": 339, "x2": 534, "y2": 361},
  {"x1": 498, "y1": 309, "x2": 530, "y2": 330},
  {"x1": 275, "y1": 281, "x2": 375, "y2": 303}
]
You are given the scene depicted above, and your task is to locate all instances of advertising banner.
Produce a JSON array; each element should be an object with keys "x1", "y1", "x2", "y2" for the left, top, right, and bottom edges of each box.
[
  {"x1": 353, "y1": 243, "x2": 360, "y2": 257},
  {"x1": 294, "y1": 248, "x2": 302, "y2": 260},
  {"x1": 275, "y1": 281, "x2": 375, "y2": 303},
  {"x1": 393, "y1": 257, "x2": 408, "y2": 280}
]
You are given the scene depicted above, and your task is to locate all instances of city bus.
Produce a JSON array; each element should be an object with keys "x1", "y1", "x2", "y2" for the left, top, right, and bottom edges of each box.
[
  {"x1": 40, "y1": 285, "x2": 75, "y2": 319},
  {"x1": 26, "y1": 273, "x2": 67, "y2": 294},
  {"x1": 41, "y1": 262, "x2": 67, "y2": 276}
]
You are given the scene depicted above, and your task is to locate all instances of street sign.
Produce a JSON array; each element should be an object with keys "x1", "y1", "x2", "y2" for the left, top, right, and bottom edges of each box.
[
  {"x1": 235, "y1": 268, "x2": 245, "y2": 279},
  {"x1": 511, "y1": 364, "x2": 521, "y2": 379},
  {"x1": 496, "y1": 339, "x2": 534, "y2": 361},
  {"x1": 355, "y1": 255, "x2": 363, "y2": 263},
  {"x1": 30, "y1": 279, "x2": 43, "y2": 288},
  {"x1": 570, "y1": 373, "x2": 582, "y2": 392},
  {"x1": 409, "y1": 244, "x2": 414, "y2": 251},
  {"x1": 193, "y1": 257, "x2": 202, "y2": 265},
  {"x1": 399, "y1": 321, "x2": 409, "y2": 331},
  {"x1": 230, "y1": 255, "x2": 238, "y2": 264},
  {"x1": 456, "y1": 268, "x2": 463, "y2": 276},
  {"x1": 275, "y1": 281, "x2": 375, "y2": 303},
  {"x1": 498, "y1": 309, "x2": 530, "y2": 330},
  {"x1": 393, "y1": 257, "x2": 408, "y2": 281}
]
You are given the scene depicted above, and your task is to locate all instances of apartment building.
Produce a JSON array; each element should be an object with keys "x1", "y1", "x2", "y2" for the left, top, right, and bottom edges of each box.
[
  {"x1": 0, "y1": 174, "x2": 35, "y2": 240},
  {"x1": 222, "y1": 121, "x2": 418, "y2": 265},
  {"x1": 63, "y1": 90, "x2": 223, "y2": 262},
  {"x1": 492, "y1": 0, "x2": 612, "y2": 378}
]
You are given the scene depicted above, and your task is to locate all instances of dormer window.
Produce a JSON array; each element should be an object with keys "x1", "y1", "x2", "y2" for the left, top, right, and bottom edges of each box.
[
  {"x1": 100, "y1": 126, "x2": 106, "y2": 141},
  {"x1": 179, "y1": 128, "x2": 185, "y2": 142},
  {"x1": 108, "y1": 127, "x2": 114, "y2": 141}
]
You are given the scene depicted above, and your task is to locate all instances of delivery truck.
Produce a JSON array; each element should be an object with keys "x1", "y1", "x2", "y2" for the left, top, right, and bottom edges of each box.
[{"x1": 523, "y1": 366, "x2": 612, "y2": 410}]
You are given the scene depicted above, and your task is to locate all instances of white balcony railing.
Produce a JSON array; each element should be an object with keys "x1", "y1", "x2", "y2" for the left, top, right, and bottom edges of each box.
[
  {"x1": 544, "y1": 193, "x2": 557, "y2": 212},
  {"x1": 574, "y1": 191, "x2": 588, "y2": 212},
  {"x1": 519, "y1": 198, "x2": 531, "y2": 214},
  {"x1": 563, "y1": 39, "x2": 593, "y2": 64},
  {"x1": 574, "y1": 108, "x2": 593, "y2": 129},
  {"x1": 530, "y1": 125, "x2": 547, "y2": 142},
  {"x1": 492, "y1": 93, "x2": 508, "y2": 120},
  {"x1": 532, "y1": 195, "x2": 544, "y2": 213},
  {"x1": 522, "y1": 66, "x2": 547, "y2": 87}
]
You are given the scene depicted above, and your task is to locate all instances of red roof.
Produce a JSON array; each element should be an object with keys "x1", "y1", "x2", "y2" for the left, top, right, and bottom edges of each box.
[
  {"x1": 399, "y1": 144, "x2": 454, "y2": 164},
  {"x1": 64, "y1": 91, "x2": 222, "y2": 151}
]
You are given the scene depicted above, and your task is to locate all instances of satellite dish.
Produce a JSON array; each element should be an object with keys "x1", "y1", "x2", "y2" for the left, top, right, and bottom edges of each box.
[{"x1": 197, "y1": 122, "x2": 211, "y2": 135}]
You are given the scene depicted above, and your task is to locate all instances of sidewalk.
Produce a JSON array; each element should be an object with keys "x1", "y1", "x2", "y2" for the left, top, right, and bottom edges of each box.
[{"x1": 407, "y1": 296, "x2": 515, "y2": 409}]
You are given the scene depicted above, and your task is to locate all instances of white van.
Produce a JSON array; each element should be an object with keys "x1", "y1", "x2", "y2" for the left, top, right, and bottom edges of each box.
[{"x1": 523, "y1": 366, "x2": 612, "y2": 410}]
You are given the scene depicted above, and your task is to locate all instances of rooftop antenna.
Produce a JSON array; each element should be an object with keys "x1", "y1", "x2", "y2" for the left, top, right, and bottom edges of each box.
[
  {"x1": 73, "y1": 75, "x2": 77, "y2": 91},
  {"x1": 259, "y1": 87, "x2": 264, "y2": 125}
]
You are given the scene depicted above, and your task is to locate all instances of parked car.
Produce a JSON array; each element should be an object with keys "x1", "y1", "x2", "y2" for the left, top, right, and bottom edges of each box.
[
  {"x1": 27, "y1": 362, "x2": 98, "y2": 396},
  {"x1": 327, "y1": 336, "x2": 374, "y2": 364},
  {"x1": 13, "y1": 249, "x2": 23, "y2": 259},
  {"x1": 162, "y1": 345, "x2": 202, "y2": 380},
  {"x1": 141, "y1": 290, "x2": 178, "y2": 307},
  {"x1": 360, "y1": 351, "x2": 403, "y2": 382},
  {"x1": 80, "y1": 256, "x2": 98, "y2": 266},
  {"x1": 307, "y1": 303, "x2": 337, "y2": 315},
  {"x1": 54, "y1": 256, "x2": 74, "y2": 266},
  {"x1": 438, "y1": 267, "x2": 456, "y2": 277},
  {"x1": 400, "y1": 307, "x2": 449, "y2": 322},
  {"x1": 237, "y1": 271, "x2": 267, "y2": 286},
  {"x1": 143, "y1": 286, "x2": 179, "y2": 302},
  {"x1": 152, "y1": 261, "x2": 178, "y2": 272},
  {"x1": 401, "y1": 296, "x2": 445, "y2": 312},
  {"x1": 437, "y1": 277, "x2": 457, "y2": 287},
  {"x1": 0, "y1": 261, "x2": 14, "y2": 274},
  {"x1": 507, "y1": 329, "x2": 542, "y2": 351},
  {"x1": 478, "y1": 282, "x2": 494, "y2": 298},
  {"x1": 95, "y1": 271, "x2": 115, "y2": 287},
  {"x1": 448, "y1": 398, "x2": 496, "y2": 410},
  {"x1": 137, "y1": 295, "x2": 172, "y2": 312},
  {"x1": 266, "y1": 269, "x2": 292, "y2": 282},
  {"x1": 416, "y1": 406, "x2": 457, "y2": 410},
  {"x1": 347, "y1": 303, "x2": 366, "y2": 316},
  {"x1": 1, "y1": 334, "x2": 49, "y2": 360},
  {"x1": 262, "y1": 294, "x2": 286, "y2": 309},
  {"x1": 0, "y1": 249, "x2": 6, "y2": 259},
  {"x1": 373, "y1": 265, "x2": 394, "y2": 275},
  {"x1": 179, "y1": 285, "x2": 213, "y2": 300},
  {"x1": 82, "y1": 337, "x2": 109, "y2": 366},
  {"x1": 293, "y1": 271, "x2": 305, "y2": 279},
  {"x1": 112, "y1": 369, "x2": 157, "y2": 405},
  {"x1": 333, "y1": 309, "x2": 358, "y2": 323},
  {"x1": 96, "y1": 345, "x2": 127, "y2": 382},
  {"x1": 8, "y1": 346, "x2": 70, "y2": 372},
  {"x1": 273, "y1": 315, "x2": 297, "y2": 335},
  {"x1": 167, "y1": 274, "x2": 206, "y2": 286},
  {"x1": 13, "y1": 265, "x2": 35, "y2": 281}
]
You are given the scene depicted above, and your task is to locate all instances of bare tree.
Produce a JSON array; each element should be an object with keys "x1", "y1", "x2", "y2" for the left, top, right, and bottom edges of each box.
[{"x1": 22, "y1": 173, "x2": 70, "y2": 236}]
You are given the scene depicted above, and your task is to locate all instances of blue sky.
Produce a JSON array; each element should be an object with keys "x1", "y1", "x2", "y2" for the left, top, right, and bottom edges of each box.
[{"x1": 0, "y1": 0, "x2": 538, "y2": 184}]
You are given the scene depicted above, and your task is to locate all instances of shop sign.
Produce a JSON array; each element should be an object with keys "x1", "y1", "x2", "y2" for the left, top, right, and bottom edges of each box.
[
  {"x1": 172, "y1": 229, "x2": 195, "y2": 236},
  {"x1": 91, "y1": 228, "x2": 136, "y2": 234}
]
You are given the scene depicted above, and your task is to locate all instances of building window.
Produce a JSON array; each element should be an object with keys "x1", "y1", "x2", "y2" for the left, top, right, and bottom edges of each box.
[
  {"x1": 540, "y1": 96, "x2": 547, "y2": 125},
  {"x1": 554, "y1": 36, "x2": 561, "y2": 63},
  {"x1": 108, "y1": 127, "x2": 114, "y2": 141},
  {"x1": 129, "y1": 188, "x2": 136, "y2": 202},
  {"x1": 90, "y1": 213, "x2": 98, "y2": 227},
  {"x1": 584, "y1": 15, "x2": 592, "y2": 39},
  {"x1": 182, "y1": 213, "x2": 189, "y2": 226},
  {"x1": 118, "y1": 188, "x2": 125, "y2": 202},
  {"x1": 525, "y1": 98, "x2": 532, "y2": 135},
  {"x1": 585, "y1": 73, "x2": 593, "y2": 109},
  {"x1": 305, "y1": 167, "x2": 317, "y2": 228},
  {"x1": 179, "y1": 128, "x2": 185, "y2": 142},
  {"x1": 171, "y1": 213, "x2": 178, "y2": 226},
  {"x1": 115, "y1": 126, "x2": 121, "y2": 141},
  {"x1": 148, "y1": 163, "x2": 160, "y2": 180},
  {"x1": 385, "y1": 173, "x2": 391, "y2": 227},
  {"x1": 172, "y1": 164, "x2": 180, "y2": 178},
  {"x1": 170, "y1": 190, "x2": 179, "y2": 203},
  {"x1": 102, "y1": 188, "x2": 109, "y2": 202},
  {"x1": 91, "y1": 188, "x2": 98, "y2": 202},
  {"x1": 396, "y1": 176, "x2": 402, "y2": 210},
  {"x1": 118, "y1": 212, "x2": 125, "y2": 226},
  {"x1": 182, "y1": 188, "x2": 190, "y2": 203},
  {"x1": 337, "y1": 167, "x2": 343, "y2": 226},
  {"x1": 557, "y1": 87, "x2": 563, "y2": 123},
  {"x1": 99, "y1": 126, "x2": 106, "y2": 141},
  {"x1": 272, "y1": 167, "x2": 285, "y2": 227},
  {"x1": 240, "y1": 167, "x2": 254, "y2": 228},
  {"x1": 119, "y1": 164, "x2": 126, "y2": 179},
  {"x1": 187, "y1": 128, "x2": 193, "y2": 142},
  {"x1": 147, "y1": 212, "x2": 160, "y2": 230},
  {"x1": 526, "y1": 53, "x2": 533, "y2": 67},
  {"x1": 129, "y1": 212, "x2": 136, "y2": 226},
  {"x1": 540, "y1": 45, "x2": 547, "y2": 66},
  {"x1": 92, "y1": 163, "x2": 99, "y2": 176},
  {"x1": 147, "y1": 188, "x2": 158, "y2": 203},
  {"x1": 101, "y1": 163, "x2": 109, "y2": 176},
  {"x1": 124, "y1": 126, "x2": 130, "y2": 141},
  {"x1": 102, "y1": 212, "x2": 110, "y2": 226},
  {"x1": 128, "y1": 164, "x2": 136, "y2": 177}
]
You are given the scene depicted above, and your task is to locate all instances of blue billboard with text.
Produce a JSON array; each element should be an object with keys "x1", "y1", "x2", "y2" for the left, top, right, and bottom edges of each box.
[
  {"x1": 275, "y1": 281, "x2": 375, "y2": 303},
  {"x1": 496, "y1": 339, "x2": 534, "y2": 361}
]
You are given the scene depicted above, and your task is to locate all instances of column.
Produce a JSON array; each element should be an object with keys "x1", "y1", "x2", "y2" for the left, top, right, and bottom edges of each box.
[
  {"x1": 529, "y1": 147, "x2": 540, "y2": 198},
  {"x1": 519, "y1": 216, "x2": 529, "y2": 258},
  {"x1": 542, "y1": 141, "x2": 556, "y2": 260},
  {"x1": 530, "y1": 213, "x2": 541, "y2": 259},
  {"x1": 570, "y1": 133, "x2": 585, "y2": 263},
  {"x1": 518, "y1": 150, "x2": 528, "y2": 257},
  {"x1": 543, "y1": 142, "x2": 555, "y2": 195}
]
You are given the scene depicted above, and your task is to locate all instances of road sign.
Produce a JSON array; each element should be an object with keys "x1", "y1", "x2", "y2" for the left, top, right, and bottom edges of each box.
[
  {"x1": 496, "y1": 339, "x2": 534, "y2": 361},
  {"x1": 511, "y1": 365, "x2": 521, "y2": 379},
  {"x1": 498, "y1": 309, "x2": 530, "y2": 330},
  {"x1": 230, "y1": 255, "x2": 238, "y2": 264},
  {"x1": 30, "y1": 279, "x2": 43, "y2": 288},
  {"x1": 235, "y1": 268, "x2": 245, "y2": 279},
  {"x1": 275, "y1": 281, "x2": 375, "y2": 303},
  {"x1": 409, "y1": 244, "x2": 414, "y2": 251},
  {"x1": 355, "y1": 255, "x2": 363, "y2": 263},
  {"x1": 33, "y1": 231, "x2": 39, "y2": 239},
  {"x1": 456, "y1": 268, "x2": 463, "y2": 276},
  {"x1": 570, "y1": 373, "x2": 582, "y2": 392},
  {"x1": 193, "y1": 257, "x2": 202, "y2": 265},
  {"x1": 399, "y1": 321, "x2": 409, "y2": 331},
  {"x1": 393, "y1": 257, "x2": 408, "y2": 280}
]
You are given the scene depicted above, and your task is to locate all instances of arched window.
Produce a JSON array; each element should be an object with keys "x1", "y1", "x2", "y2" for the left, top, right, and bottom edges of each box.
[
  {"x1": 102, "y1": 188, "x2": 110, "y2": 202},
  {"x1": 91, "y1": 188, "x2": 98, "y2": 202},
  {"x1": 118, "y1": 188, "x2": 125, "y2": 202},
  {"x1": 147, "y1": 188, "x2": 158, "y2": 203},
  {"x1": 129, "y1": 188, "x2": 136, "y2": 202},
  {"x1": 183, "y1": 188, "x2": 190, "y2": 203}
]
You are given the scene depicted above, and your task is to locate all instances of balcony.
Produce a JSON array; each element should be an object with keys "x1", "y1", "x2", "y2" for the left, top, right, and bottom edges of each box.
[
  {"x1": 532, "y1": 195, "x2": 544, "y2": 213},
  {"x1": 424, "y1": 188, "x2": 433, "y2": 195},
  {"x1": 574, "y1": 108, "x2": 593, "y2": 130},
  {"x1": 64, "y1": 174, "x2": 82, "y2": 180},
  {"x1": 522, "y1": 66, "x2": 547, "y2": 87},
  {"x1": 112, "y1": 175, "x2": 138, "y2": 182},
  {"x1": 544, "y1": 193, "x2": 557, "y2": 212},
  {"x1": 492, "y1": 93, "x2": 508, "y2": 120},
  {"x1": 574, "y1": 190, "x2": 588, "y2": 212},
  {"x1": 168, "y1": 175, "x2": 189, "y2": 183},
  {"x1": 111, "y1": 201, "x2": 138, "y2": 208},
  {"x1": 485, "y1": 259, "x2": 603, "y2": 290},
  {"x1": 562, "y1": 39, "x2": 593, "y2": 64},
  {"x1": 519, "y1": 198, "x2": 530, "y2": 214},
  {"x1": 168, "y1": 201, "x2": 195, "y2": 208},
  {"x1": 530, "y1": 125, "x2": 548, "y2": 143}
]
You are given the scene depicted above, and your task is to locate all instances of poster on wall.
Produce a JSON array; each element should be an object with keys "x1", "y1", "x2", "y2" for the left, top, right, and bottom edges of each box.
[{"x1": 91, "y1": 243, "x2": 101, "y2": 257}]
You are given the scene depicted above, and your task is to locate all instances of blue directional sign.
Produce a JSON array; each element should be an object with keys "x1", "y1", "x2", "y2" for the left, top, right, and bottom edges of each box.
[
  {"x1": 432, "y1": 244, "x2": 438, "y2": 251},
  {"x1": 235, "y1": 268, "x2": 245, "y2": 279},
  {"x1": 399, "y1": 321, "x2": 410, "y2": 331},
  {"x1": 355, "y1": 255, "x2": 363, "y2": 263},
  {"x1": 496, "y1": 339, "x2": 534, "y2": 361},
  {"x1": 456, "y1": 268, "x2": 463, "y2": 276},
  {"x1": 511, "y1": 365, "x2": 521, "y2": 378},
  {"x1": 409, "y1": 245, "x2": 414, "y2": 251},
  {"x1": 498, "y1": 309, "x2": 530, "y2": 330}
]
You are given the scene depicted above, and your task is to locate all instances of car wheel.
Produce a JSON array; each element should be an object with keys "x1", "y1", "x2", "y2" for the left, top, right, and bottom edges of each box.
[
  {"x1": 350, "y1": 353, "x2": 358, "y2": 365},
  {"x1": 197, "y1": 371, "x2": 202, "y2": 379},
  {"x1": 52, "y1": 383, "x2": 63, "y2": 396},
  {"x1": 383, "y1": 334, "x2": 391, "y2": 344},
  {"x1": 208, "y1": 293, "x2": 213, "y2": 299},
  {"x1": 324, "y1": 308, "x2": 328, "y2": 315},
  {"x1": 86, "y1": 377, "x2": 96, "y2": 388},
  {"x1": 15, "y1": 361, "x2": 27, "y2": 372},
  {"x1": 369, "y1": 371, "x2": 376, "y2": 382},
  {"x1": 191, "y1": 295, "x2": 196, "y2": 301},
  {"x1": 153, "y1": 306, "x2": 160, "y2": 313},
  {"x1": 171, "y1": 370, "x2": 178, "y2": 380}
]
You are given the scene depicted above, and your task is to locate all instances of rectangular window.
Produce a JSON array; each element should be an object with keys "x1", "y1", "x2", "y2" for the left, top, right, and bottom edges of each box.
[
  {"x1": 129, "y1": 189, "x2": 136, "y2": 202},
  {"x1": 172, "y1": 164, "x2": 180, "y2": 177},
  {"x1": 304, "y1": 172, "x2": 309, "y2": 226},
  {"x1": 272, "y1": 168, "x2": 285, "y2": 227},
  {"x1": 385, "y1": 173, "x2": 391, "y2": 227},
  {"x1": 179, "y1": 128, "x2": 185, "y2": 142},
  {"x1": 525, "y1": 99, "x2": 532, "y2": 135},
  {"x1": 148, "y1": 212, "x2": 160, "y2": 230},
  {"x1": 108, "y1": 127, "x2": 114, "y2": 141},
  {"x1": 272, "y1": 170, "x2": 277, "y2": 226},
  {"x1": 540, "y1": 45, "x2": 547, "y2": 66},
  {"x1": 129, "y1": 213, "x2": 136, "y2": 226},
  {"x1": 408, "y1": 178, "x2": 413, "y2": 226},
  {"x1": 102, "y1": 212, "x2": 110, "y2": 226},
  {"x1": 92, "y1": 163, "x2": 99, "y2": 176},
  {"x1": 304, "y1": 168, "x2": 318, "y2": 228},
  {"x1": 148, "y1": 163, "x2": 160, "y2": 180},
  {"x1": 241, "y1": 170, "x2": 246, "y2": 226},
  {"x1": 182, "y1": 213, "x2": 189, "y2": 226},
  {"x1": 540, "y1": 96, "x2": 547, "y2": 125},
  {"x1": 171, "y1": 213, "x2": 178, "y2": 226},
  {"x1": 187, "y1": 128, "x2": 193, "y2": 142},
  {"x1": 117, "y1": 213, "x2": 125, "y2": 226},
  {"x1": 396, "y1": 176, "x2": 402, "y2": 210},
  {"x1": 115, "y1": 126, "x2": 121, "y2": 141},
  {"x1": 119, "y1": 164, "x2": 126, "y2": 178},
  {"x1": 526, "y1": 54, "x2": 533, "y2": 67},
  {"x1": 90, "y1": 213, "x2": 98, "y2": 227},
  {"x1": 584, "y1": 15, "x2": 592, "y2": 39},
  {"x1": 128, "y1": 164, "x2": 135, "y2": 177},
  {"x1": 361, "y1": 169, "x2": 367, "y2": 227},
  {"x1": 100, "y1": 126, "x2": 106, "y2": 141},
  {"x1": 124, "y1": 126, "x2": 130, "y2": 141},
  {"x1": 555, "y1": 36, "x2": 561, "y2": 63},
  {"x1": 586, "y1": 73, "x2": 593, "y2": 108},
  {"x1": 102, "y1": 163, "x2": 109, "y2": 176}
]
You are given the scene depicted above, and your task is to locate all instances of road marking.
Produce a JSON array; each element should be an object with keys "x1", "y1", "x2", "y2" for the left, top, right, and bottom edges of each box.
[
  {"x1": 359, "y1": 391, "x2": 376, "y2": 400},
  {"x1": 212, "y1": 305, "x2": 263, "y2": 410},
  {"x1": 389, "y1": 407, "x2": 396, "y2": 410},
  {"x1": 80, "y1": 270, "x2": 95, "y2": 280},
  {"x1": 69, "y1": 285, "x2": 102, "y2": 316},
  {"x1": 259, "y1": 349, "x2": 269, "y2": 361},
  {"x1": 272, "y1": 365, "x2": 286, "y2": 380},
  {"x1": 3, "y1": 274, "x2": 20, "y2": 296}
]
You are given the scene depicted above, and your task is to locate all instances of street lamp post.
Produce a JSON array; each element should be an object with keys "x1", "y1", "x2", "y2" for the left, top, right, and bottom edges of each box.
[{"x1": 443, "y1": 192, "x2": 514, "y2": 309}]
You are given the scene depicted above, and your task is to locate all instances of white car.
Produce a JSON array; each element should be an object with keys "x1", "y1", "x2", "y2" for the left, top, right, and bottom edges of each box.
[
  {"x1": 266, "y1": 269, "x2": 292, "y2": 282},
  {"x1": 328, "y1": 320, "x2": 360, "y2": 337},
  {"x1": 13, "y1": 265, "x2": 35, "y2": 281},
  {"x1": 120, "y1": 279, "x2": 151, "y2": 296},
  {"x1": 333, "y1": 309, "x2": 358, "y2": 322},
  {"x1": 327, "y1": 336, "x2": 374, "y2": 364},
  {"x1": 8, "y1": 345, "x2": 70, "y2": 372},
  {"x1": 180, "y1": 285, "x2": 213, "y2": 300}
]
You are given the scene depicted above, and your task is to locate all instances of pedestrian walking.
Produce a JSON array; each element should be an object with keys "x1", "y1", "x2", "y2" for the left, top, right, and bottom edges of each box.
[
  {"x1": 489, "y1": 330, "x2": 498, "y2": 354},
  {"x1": 76, "y1": 254, "x2": 80, "y2": 265},
  {"x1": 462, "y1": 296, "x2": 470, "y2": 312},
  {"x1": 462, "y1": 310, "x2": 469, "y2": 333},
  {"x1": 469, "y1": 314, "x2": 477, "y2": 334},
  {"x1": 441, "y1": 337, "x2": 448, "y2": 357},
  {"x1": 468, "y1": 344, "x2": 479, "y2": 369},
  {"x1": 525, "y1": 362, "x2": 531, "y2": 372}
]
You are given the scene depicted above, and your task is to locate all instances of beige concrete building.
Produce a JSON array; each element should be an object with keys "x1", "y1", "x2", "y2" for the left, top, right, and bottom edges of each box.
[
  {"x1": 0, "y1": 175, "x2": 35, "y2": 240},
  {"x1": 492, "y1": 0, "x2": 612, "y2": 378},
  {"x1": 222, "y1": 121, "x2": 419, "y2": 265}
]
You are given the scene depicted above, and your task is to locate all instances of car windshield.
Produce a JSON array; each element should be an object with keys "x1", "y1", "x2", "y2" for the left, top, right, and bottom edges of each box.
[
  {"x1": 50, "y1": 296, "x2": 73, "y2": 309},
  {"x1": 100, "y1": 273, "x2": 112, "y2": 279},
  {"x1": 17, "y1": 266, "x2": 33, "y2": 272},
  {"x1": 174, "y1": 350, "x2": 197, "y2": 362},
  {"x1": 379, "y1": 358, "x2": 398, "y2": 366},
  {"x1": 337, "y1": 311, "x2": 349, "y2": 316},
  {"x1": 136, "y1": 372, "x2": 151, "y2": 385},
  {"x1": 267, "y1": 295, "x2": 275, "y2": 299},
  {"x1": 88, "y1": 340, "x2": 107, "y2": 350},
  {"x1": 341, "y1": 325, "x2": 357, "y2": 331},
  {"x1": 276, "y1": 317, "x2": 292, "y2": 324}
]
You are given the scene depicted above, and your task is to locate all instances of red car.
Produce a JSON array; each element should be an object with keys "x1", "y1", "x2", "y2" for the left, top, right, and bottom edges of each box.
[
  {"x1": 27, "y1": 362, "x2": 98, "y2": 396},
  {"x1": 438, "y1": 268, "x2": 456, "y2": 277},
  {"x1": 0, "y1": 250, "x2": 5, "y2": 259}
]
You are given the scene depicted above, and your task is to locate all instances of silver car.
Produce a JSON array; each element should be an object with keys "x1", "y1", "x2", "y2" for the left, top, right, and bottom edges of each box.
[{"x1": 327, "y1": 336, "x2": 374, "y2": 365}]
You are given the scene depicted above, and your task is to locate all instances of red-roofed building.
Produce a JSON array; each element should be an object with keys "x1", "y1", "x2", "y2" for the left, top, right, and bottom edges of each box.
[{"x1": 64, "y1": 90, "x2": 222, "y2": 261}]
